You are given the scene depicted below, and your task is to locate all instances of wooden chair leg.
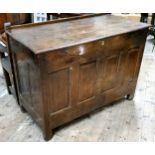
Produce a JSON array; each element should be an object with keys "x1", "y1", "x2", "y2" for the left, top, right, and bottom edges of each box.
[
  {"x1": 152, "y1": 42, "x2": 155, "y2": 52},
  {"x1": 20, "y1": 105, "x2": 27, "y2": 113},
  {"x1": 2, "y1": 68, "x2": 11, "y2": 94}
]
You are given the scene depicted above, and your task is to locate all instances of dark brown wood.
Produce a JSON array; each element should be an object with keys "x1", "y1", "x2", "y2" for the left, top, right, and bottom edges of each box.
[
  {"x1": 0, "y1": 13, "x2": 32, "y2": 102},
  {"x1": 8, "y1": 14, "x2": 149, "y2": 54},
  {"x1": 151, "y1": 13, "x2": 155, "y2": 25},
  {"x1": 47, "y1": 13, "x2": 92, "y2": 20},
  {"x1": 6, "y1": 14, "x2": 150, "y2": 141},
  {"x1": 0, "y1": 13, "x2": 31, "y2": 33}
]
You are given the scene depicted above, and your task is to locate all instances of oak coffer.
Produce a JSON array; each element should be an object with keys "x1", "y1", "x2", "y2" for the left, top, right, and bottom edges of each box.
[{"x1": 6, "y1": 14, "x2": 150, "y2": 140}]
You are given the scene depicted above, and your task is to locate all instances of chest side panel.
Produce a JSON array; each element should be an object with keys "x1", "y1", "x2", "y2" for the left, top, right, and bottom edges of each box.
[{"x1": 8, "y1": 37, "x2": 44, "y2": 129}]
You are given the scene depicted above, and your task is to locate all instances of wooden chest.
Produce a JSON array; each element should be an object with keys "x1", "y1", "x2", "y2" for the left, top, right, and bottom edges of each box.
[{"x1": 6, "y1": 14, "x2": 149, "y2": 140}]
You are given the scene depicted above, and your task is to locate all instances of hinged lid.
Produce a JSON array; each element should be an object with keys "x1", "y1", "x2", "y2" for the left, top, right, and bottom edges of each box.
[{"x1": 6, "y1": 14, "x2": 150, "y2": 54}]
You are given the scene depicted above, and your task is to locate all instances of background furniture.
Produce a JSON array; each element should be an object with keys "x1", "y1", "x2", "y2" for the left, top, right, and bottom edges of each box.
[
  {"x1": 6, "y1": 14, "x2": 149, "y2": 140},
  {"x1": 0, "y1": 13, "x2": 31, "y2": 33},
  {"x1": 140, "y1": 13, "x2": 155, "y2": 52},
  {"x1": 0, "y1": 41, "x2": 12, "y2": 94},
  {"x1": 147, "y1": 14, "x2": 155, "y2": 52},
  {"x1": 140, "y1": 13, "x2": 149, "y2": 23},
  {"x1": 32, "y1": 13, "x2": 47, "y2": 23},
  {"x1": 149, "y1": 26, "x2": 155, "y2": 52},
  {"x1": 151, "y1": 13, "x2": 155, "y2": 25},
  {"x1": 0, "y1": 13, "x2": 31, "y2": 103}
]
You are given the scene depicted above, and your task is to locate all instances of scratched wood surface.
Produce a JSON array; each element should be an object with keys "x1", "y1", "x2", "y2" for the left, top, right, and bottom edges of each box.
[
  {"x1": 7, "y1": 14, "x2": 149, "y2": 54},
  {"x1": 0, "y1": 36, "x2": 155, "y2": 142}
]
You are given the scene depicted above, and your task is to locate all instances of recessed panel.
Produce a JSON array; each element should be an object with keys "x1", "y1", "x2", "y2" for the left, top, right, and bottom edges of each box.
[
  {"x1": 101, "y1": 55, "x2": 120, "y2": 91},
  {"x1": 79, "y1": 62, "x2": 97, "y2": 102},
  {"x1": 126, "y1": 49, "x2": 139, "y2": 82},
  {"x1": 49, "y1": 69, "x2": 70, "y2": 112}
]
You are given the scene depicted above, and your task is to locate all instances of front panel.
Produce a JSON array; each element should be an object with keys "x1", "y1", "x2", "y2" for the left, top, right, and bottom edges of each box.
[{"x1": 44, "y1": 30, "x2": 147, "y2": 123}]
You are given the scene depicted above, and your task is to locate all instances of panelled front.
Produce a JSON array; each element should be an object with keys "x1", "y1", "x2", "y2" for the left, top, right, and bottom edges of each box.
[{"x1": 45, "y1": 30, "x2": 145, "y2": 117}]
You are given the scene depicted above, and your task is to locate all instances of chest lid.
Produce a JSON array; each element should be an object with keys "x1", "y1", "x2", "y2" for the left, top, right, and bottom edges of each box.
[{"x1": 6, "y1": 14, "x2": 150, "y2": 54}]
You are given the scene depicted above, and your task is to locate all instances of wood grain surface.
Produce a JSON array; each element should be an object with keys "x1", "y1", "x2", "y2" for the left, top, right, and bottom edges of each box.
[{"x1": 7, "y1": 14, "x2": 150, "y2": 54}]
